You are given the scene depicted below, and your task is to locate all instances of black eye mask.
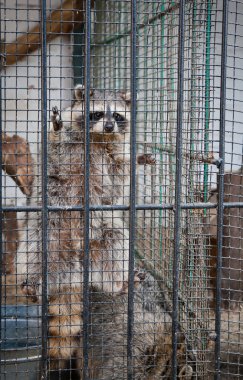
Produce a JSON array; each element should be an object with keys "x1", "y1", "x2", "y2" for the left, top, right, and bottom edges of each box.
[
  {"x1": 89, "y1": 112, "x2": 104, "y2": 121},
  {"x1": 89, "y1": 111, "x2": 126, "y2": 124},
  {"x1": 106, "y1": 104, "x2": 126, "y2": 123},
  {"x1": 113, "y1": 112, "x2": 125, "y2": 123}
]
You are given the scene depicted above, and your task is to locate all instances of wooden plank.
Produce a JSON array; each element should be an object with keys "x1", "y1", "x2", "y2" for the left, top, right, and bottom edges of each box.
[{"x1": 2, "y1": 133, "x2": 34, "y2": 196}]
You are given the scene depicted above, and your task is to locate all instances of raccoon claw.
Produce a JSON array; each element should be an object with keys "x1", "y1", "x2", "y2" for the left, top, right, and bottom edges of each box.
[
  {"x1": 137, "y1": 154, "x2": 156, "y2": 165},
  {"x1": 178, "y1": 364, "x2": 193, "y2": 379},
  {"x1": 52, "y1": 106, "x2": 59, "y2": 115},
  {"x1": 21, "y1": 280, "x2": 39, "y2": 303},
  {"x1": 134, "y1": 269, "x2": 147, "y2": 289},
  {"x1": 51, "y1": 106, "x2": 62, "y2": 132},
  {"x1": 134, "y1": 268, "x2": 146, "y2": 282},
  {"x1": 118, "y1": 270, "x2": 147, "y2": 295}
]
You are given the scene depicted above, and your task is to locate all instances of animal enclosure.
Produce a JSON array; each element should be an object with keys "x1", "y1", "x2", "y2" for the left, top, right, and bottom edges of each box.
[{"x1": 1, "y1": 0, "x2": 243, "y2": 379}]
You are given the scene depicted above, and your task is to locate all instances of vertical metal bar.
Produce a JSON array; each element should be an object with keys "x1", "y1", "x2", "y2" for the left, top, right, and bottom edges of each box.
[
  {"x1": 172, "y1": 1, "x2": 185, "y2": 378},
  {"x1": 40, "y1": 0, "x2": 48, "y2": 378},
  {"x1": 203, "y1": 0, "x2": 212, "y2": 208},
  {"x1": 187, "y1": 0, "x2": 197, "y2": 345},
  {"x1": 159, "y1": 0, "x2": 165, "y2": 259},
  {"x1": 83, "y1": 0, "x2": 91, "y2": 378},
  {"x1": 189, "y1": 0, "x2": 197, "y2": 202},
  {"x1": 127, "y1": 0, "x2": 137, "y2": 378},
  {"x1": 0, "y1": 2, "x2": 3, "y2": 372},
  {"x1": 215, "y1": 1, "x2": 228, "y2": 378}
]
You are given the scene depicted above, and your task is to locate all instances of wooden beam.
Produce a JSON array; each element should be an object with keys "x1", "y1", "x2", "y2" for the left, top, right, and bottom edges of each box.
[
  {"x1": 2, "y1": 133, "x2": 34, "y2": 196},
  {"x1": 1, "y1": 0, "x2": 84, "y2": 66}
]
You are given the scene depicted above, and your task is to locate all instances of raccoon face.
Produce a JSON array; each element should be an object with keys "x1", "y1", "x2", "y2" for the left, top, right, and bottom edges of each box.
[
  {"x1": 89, "y1": 105, "x2": 128, "y2": 135},
  {"x1": 57, "y1": 85, "x2": 131, "y2": 141}
]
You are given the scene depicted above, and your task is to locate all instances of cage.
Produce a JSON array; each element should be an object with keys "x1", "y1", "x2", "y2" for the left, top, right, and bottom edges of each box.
[{"x1": 0, "y1": 0, "x2": 243, "y2": 379}]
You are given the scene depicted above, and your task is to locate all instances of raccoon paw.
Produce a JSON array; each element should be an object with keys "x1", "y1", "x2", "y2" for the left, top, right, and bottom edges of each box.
[
  {"x1": 48, "y1": 335, "x2": 79, "y2": 370},
  {"x1": 21, "y1": 280, "x2": 40, "y2": 303},
  {"x1": 178, "y1": 364, "x2": 193, "y2": 379},
  {"x1": 118, "y1": 269, "x2": 147, "y2": 294},
  {"x1": 51, "y1": 106, "x2": 62, "y2": 132},
  {"x1": 137, "y1": 154, "x2": 156, "y2": 165},
  {"x1": 52, "y1": 106, "x2": 59, "y2": 115},
  {"x1": 134, "y1": 268, "x2": 147, "y2": 282}
]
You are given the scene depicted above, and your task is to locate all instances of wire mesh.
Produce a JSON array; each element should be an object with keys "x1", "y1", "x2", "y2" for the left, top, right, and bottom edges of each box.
[{"x1": 1, "y1": 0, "x2": 243, "y2": 379}]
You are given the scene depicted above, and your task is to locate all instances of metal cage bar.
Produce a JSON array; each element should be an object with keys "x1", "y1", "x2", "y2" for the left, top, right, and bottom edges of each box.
[
  {"x1": 172, "y1": 0, "x2": 185, "y2": 377},
  {"x1": 203, "y1": 0, "x2": 212, "y2": 205},
  {"x1": 40, "y1": 0, "x2": 48, "y2": 377},
  {"x1": 127, "y1": 0, "x2": 137, "y2": 378},
  {"x1": 1, "y1": 1, "x2": 243, "y2": 379},
  {"x1": 3, "y1": 201, "x2": 243, "y2": 213},
  {"x1": 215, "y1": 0, "x2": 229, "y2": 377},
  {"x1": 0, "y1": 2, "x2": 3, "y2": 370},
  {"x1": 83, "y1": 0, "x2": 91, "y2": 378}
]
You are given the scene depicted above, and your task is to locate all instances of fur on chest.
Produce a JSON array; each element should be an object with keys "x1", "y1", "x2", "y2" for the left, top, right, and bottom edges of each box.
[{"x1": 47, "y1": 141, "x2": 130, "y2": 205}]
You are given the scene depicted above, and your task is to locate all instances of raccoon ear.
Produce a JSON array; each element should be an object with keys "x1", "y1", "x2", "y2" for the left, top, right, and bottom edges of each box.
[
  {"x1": 119, "y1": 91, "x2": 131, "y2": 104},
  {"x1": 74, "y1": 84, "x2": 94, "y2": 101}
]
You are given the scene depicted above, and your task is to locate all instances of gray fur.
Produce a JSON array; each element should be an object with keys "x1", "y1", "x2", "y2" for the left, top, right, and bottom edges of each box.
[
  {"x1": 14, "y1": 84, "x2": 236, "y2": 378},
  {"x1": 74, "y1": 273, "x2": 196, "y2": 379},
  {"x1": 16, "y1": 86, "x2": 132, "y2": 299}
]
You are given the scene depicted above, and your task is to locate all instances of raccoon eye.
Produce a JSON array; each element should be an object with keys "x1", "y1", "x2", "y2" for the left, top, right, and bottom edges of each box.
[
  {"x1": 113, "y1": 112, "x2": 125, "y2": 122},
  {"x1": 90, "y1": 112, "x2": 104, "y2": 121}
]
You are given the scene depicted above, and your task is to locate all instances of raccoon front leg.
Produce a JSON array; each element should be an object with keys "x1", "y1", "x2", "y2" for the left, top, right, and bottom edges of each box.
[
  {"x1": 16, "y1": 212, "x2": 43, "y2": 302},
  {"x1": 89, "y1": 217, "x2": 130, "y2": 294},
  {"x1": 18, "y1": 217, "x2": 83, "y2": 303}
]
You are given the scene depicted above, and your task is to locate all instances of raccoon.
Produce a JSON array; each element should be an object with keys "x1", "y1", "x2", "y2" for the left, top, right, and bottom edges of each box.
[
  {"x1": 16, "y1": 85, "x2": 153, "y2": 365},
  {"x1": 71, "y1": 272, "x2": 196, "y2": 380},
  {"x1": 17, "y1": 86, "x2": 133, "y2": 297}
]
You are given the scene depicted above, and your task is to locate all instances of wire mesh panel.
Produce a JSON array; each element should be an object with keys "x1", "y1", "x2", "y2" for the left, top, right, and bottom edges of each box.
[{"x1": 1, "y1": 0, "x2": 243, "y2": 379}]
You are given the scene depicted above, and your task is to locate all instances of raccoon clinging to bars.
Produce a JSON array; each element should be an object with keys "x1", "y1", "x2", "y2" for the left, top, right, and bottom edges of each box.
[
  {"x1": 17, "y1": 85, "x2": 134, "y2": 298},
  {"x1": 16, "y1": 85, "x2": 154, "y2": 365}
]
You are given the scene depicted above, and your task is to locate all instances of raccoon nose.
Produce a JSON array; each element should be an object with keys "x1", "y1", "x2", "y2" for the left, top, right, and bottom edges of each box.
[{"x1": 104, "y1": 122, "x2": 114, "y2": 133}]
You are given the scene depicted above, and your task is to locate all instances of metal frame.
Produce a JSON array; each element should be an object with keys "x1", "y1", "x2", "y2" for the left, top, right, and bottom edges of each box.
[
  {"x1": 1, "y1": 0, "x2": 242, "y2": 379},
  {"x1": 40, "y1": 0, "x2": 48, "y2": 376},
  {"x1": 172, "y1": 0, "x2": 185, "y2": 376},
  {"x1": 83, "y1": 0, "x2": 91, "y2": 378},
  {"x1": 215, "y1": 0, "x2": 228, "y2": 377}
]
